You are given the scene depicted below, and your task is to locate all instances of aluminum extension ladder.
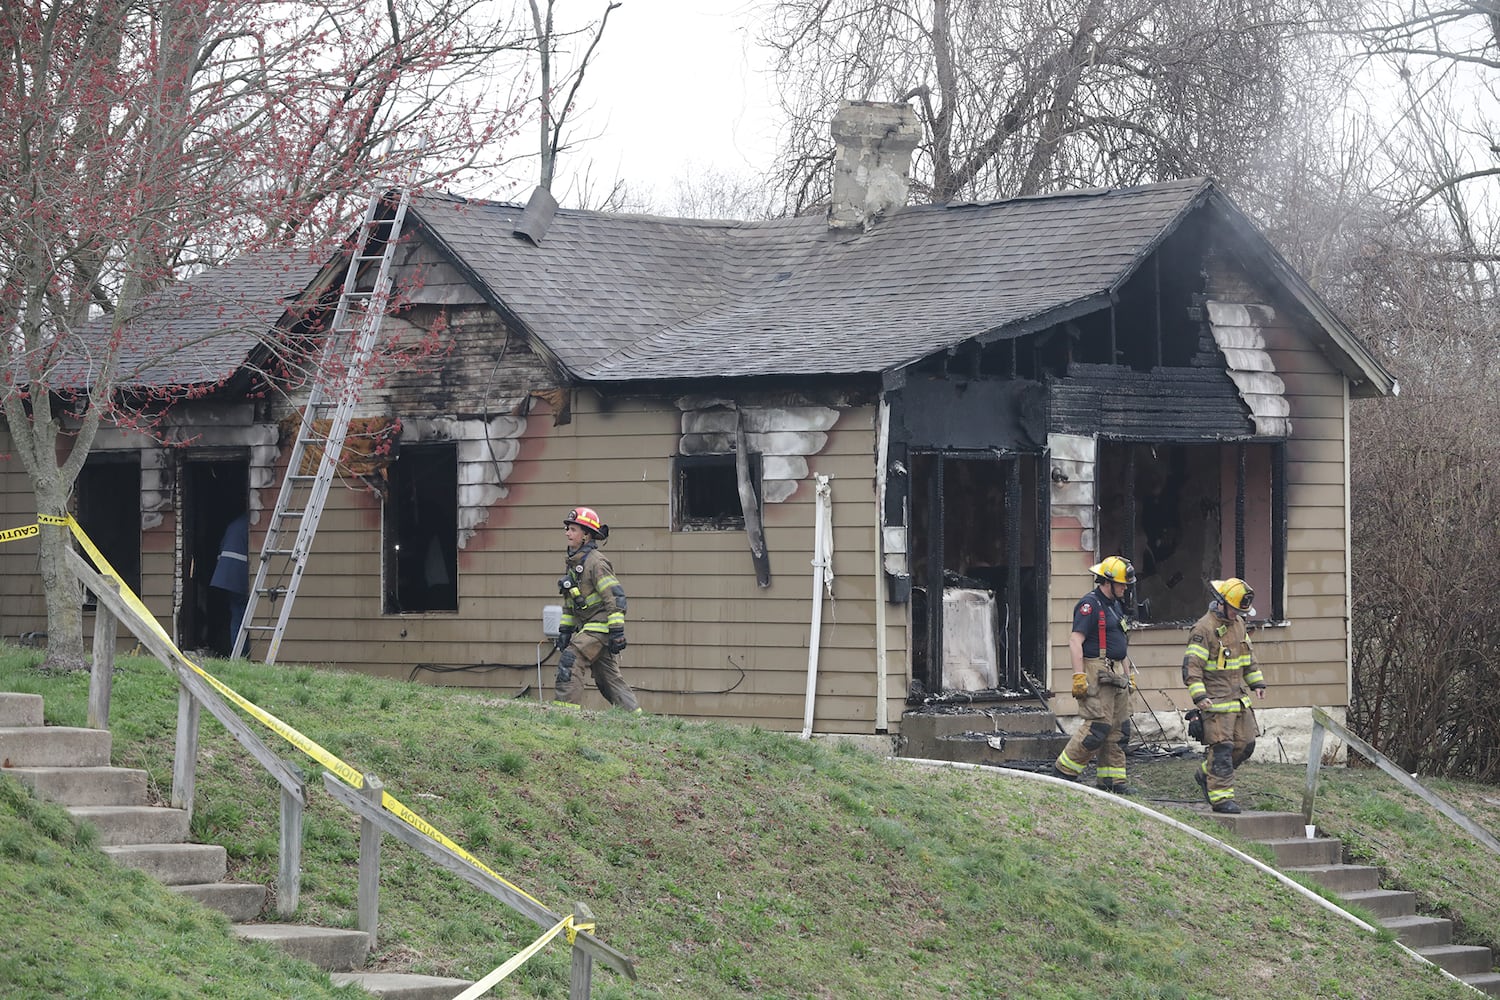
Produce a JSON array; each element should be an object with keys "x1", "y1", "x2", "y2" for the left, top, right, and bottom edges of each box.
[{"x1": 234, "y1": 189, "x2": 411, "y2": 664}]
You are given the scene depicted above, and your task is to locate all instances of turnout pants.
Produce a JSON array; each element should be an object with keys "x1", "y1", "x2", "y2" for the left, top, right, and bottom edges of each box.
[
  {"x1": 554, "y1": 632, "x2": 640, "y2": 711},
  {"x1": 1200, "y1": 707, "x2": 1258, "y2": 804},
  {"x1": 1055, "y1": 658, "x2": 1132, "y2": 783}
]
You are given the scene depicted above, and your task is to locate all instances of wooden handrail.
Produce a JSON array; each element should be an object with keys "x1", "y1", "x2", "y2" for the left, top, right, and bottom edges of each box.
[
  {"x1": 323, "y1": 773, "x2": 637, "y2": 981},
  {"x1": 1303, "y1": 707, "x2": 1500, "y2": 857},
  {"x1": 67, "y1": 544, "x2": 636, "y2": 992}
]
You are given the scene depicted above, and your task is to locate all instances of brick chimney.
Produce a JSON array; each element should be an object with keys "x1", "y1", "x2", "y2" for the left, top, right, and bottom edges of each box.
[{"x1": 828, "y1": 100, "x2": 922, "y2": 232}]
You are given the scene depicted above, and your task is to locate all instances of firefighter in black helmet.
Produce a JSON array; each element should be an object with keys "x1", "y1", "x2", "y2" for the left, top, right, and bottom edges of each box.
[
  {"x1": 1053, "y1": 556, "x2": 1137, "y2": 792},
  {"x1": 1183, "y1": 578, "x2": 1265, "y2": 814}
]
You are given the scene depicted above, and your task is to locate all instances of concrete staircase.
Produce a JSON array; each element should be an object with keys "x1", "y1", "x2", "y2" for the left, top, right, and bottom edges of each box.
[
  {"x1": 0, "y1": 691, "x2": 472, "y2": 1000},
  {"x1": 1208, "y1": 807, "x2": 1500, "y2": 996},
  {"x1": 899, "y1": 703, "x2": 1070, "y2": 767}
]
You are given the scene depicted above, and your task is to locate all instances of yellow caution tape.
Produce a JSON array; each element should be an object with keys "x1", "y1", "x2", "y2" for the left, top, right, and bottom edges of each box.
[
  {"x1": 0, "y1": 523, "x2": 39, "y2": 544},
  {"x1": 451, "y1": 915, "x2": 577, "y2": 1000},
  {"x1": 18, "y1": 514, "x2": 566, "y2": 965}
]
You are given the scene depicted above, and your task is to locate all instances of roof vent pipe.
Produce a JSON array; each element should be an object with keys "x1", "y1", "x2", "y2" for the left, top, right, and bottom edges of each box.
[
  {"x1": 513, "y1": 185, "x2": 558, "y2": 245},
  {"x1": 828, "y1": 100, "x2": 922, "y2": 232}
]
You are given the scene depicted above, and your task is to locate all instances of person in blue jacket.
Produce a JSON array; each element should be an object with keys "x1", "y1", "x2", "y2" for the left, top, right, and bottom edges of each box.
[{"x1": 210, "y1": 512, "x2": 250, "y2": 657}]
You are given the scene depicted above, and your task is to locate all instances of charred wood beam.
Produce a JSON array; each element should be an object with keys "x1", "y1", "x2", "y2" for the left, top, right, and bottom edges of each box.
[{"x1": 734, "y1": 409, "x2": 771, "y2": 588}]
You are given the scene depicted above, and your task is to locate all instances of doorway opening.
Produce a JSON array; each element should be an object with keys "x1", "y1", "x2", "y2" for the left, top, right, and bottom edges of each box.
[
  {"x1": 909, "y1": 451, "x2": 1048, "y2": 699},
  {"x1": 181, "y1": 457, "x2": 249, "y2": 656}
]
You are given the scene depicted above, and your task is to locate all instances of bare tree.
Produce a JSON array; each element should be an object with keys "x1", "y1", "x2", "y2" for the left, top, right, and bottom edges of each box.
[
  {"x1": 764, "y1": 0, "x2": 1348, "y2": 211},
  {"x1": 528, "y1": 0, "x2": 621, "y2": 191},
  {"x1": 0, "y1": 0, "x2": 529, "y2": 669},
  {"x1": 1347, "y1": 0, "x2": 1500, "y2": 230}
]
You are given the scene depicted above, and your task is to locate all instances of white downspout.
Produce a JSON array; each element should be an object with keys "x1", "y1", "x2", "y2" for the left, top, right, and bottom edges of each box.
[
  {"x1": 874, "y1": 400, "x2": 890, "y2": 733},
  {"x1": 802, "y1": 475, "x2": 833, "y2": 739}
]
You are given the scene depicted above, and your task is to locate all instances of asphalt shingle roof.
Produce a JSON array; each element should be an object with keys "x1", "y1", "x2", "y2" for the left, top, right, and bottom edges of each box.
[
  {"x1": 58, "y1": 249, "x2": 323, "y2": 391},
  {"x1": 412, "y1": 178, "x2": 1212, "y2": 381}
]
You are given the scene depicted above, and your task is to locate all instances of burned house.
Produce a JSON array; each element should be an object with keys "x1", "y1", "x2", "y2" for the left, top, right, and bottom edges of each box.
[{"x1": 0, "y1": 102, "x2": 1393, "y2": 754}]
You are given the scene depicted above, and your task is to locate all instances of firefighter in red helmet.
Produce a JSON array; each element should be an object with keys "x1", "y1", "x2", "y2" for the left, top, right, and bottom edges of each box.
[
  {"x1": 1053, "y1": 556, "x2": 1137, "y2": 792},
  {"x1": 1183, "y1": 578, "x2": 1265, "y2": 814},
  {"x1": 554, "y1": 507, "x2": 640, "y2": 711}
]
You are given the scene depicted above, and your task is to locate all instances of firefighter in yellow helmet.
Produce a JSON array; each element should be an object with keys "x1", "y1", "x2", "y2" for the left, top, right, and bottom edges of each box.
[
  {"x1": 554, "y1": 507, "x2": 640, "y2": 711},
  {"x1": 1053, "y1": 556, "x2": 1136, "y2": 792},
  {"x1": 1182, "y1": 578, "x2": 1266, "y2": 814}
]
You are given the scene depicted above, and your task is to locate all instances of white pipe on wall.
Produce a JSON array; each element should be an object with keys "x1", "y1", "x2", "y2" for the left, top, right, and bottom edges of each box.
[
  {"x1": 801, "y1": 475, "x2": 833, "y2": 739},
  {"x1": 874, "y1": 399, "x2": 890, "y2": 733}
]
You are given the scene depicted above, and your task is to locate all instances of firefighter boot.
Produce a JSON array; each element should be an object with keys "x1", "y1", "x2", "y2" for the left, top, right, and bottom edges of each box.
[
  {"x1": 1194, "y1": 769, "x2": 1212, "y2": 807},
  {"x1": 1212, "y1": 799, "x2": 1243, "y2": 814}
]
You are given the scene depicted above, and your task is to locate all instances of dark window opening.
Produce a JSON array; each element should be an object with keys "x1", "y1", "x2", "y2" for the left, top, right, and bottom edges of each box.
[
  {"x1": 1097, "y1": 440, "x2": 1285, "y2": 624},
  {"x1": 75, "y1": 456, "x2": 141, "y2": 605},
  {"x1": 673, "y1": 453, "x2": 760, "y2": 531},
  {"x1": 383, "y1": 443, "x2": 458, "y2": 613}
]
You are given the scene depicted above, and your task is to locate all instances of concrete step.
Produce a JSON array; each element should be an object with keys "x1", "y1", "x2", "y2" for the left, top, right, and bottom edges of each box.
[
  {"x1": 1285, "y1": 863, "x2": 1380, "y2": 894},
  {"x1": 1414, "y1": 944, "x2": 1493, "y2": 977},
  {"x1": 0, "y1": 726, "x2": 111, "y2": 767},
  {"x1": 1256, "y1": 836, "x2": 1342, "y2": 868},
  {"x1": 1340, "y1": 888, "x2": 1416, "y2": 919},
  {"x1": 68, "y1": 804, "x2": 190, "y2": 846},
  {"x1": 909, "y1": 729, "x2": 1070, "y2": 767},
  {"x1": 1210, "y1": 810, "x2": 1305, "y2": 841},
  {"x1": 103, "y1": 843, "x2": 227, "y2": 885},
  {"x1": 0, "y1": 692, "x2": 43, "y2": 727},
  {"x1": 232, "y1": 924, "x2": 371, "y2": 972},
  {"x1": 4, "y1": 765, "x2": 148, "y2": 806},
  {"x1": 1461, "y1": 971, "x2": 1500, "y2": 996},
  {"x1": 330, "y1": 971, "x2": 476, "y2": 999},
  {"x1": 901, "y1": 706, "x2": 1064, "y2": 740},
  {"x1": 1382, "y1": 914, "x2": 1454, "y2": 948},
  {"x1": 172, "y1": 882, "x2": 267, "y2": 922}
]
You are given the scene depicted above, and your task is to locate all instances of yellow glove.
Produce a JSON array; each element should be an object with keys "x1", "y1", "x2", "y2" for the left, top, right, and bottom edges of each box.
[{"x1": 1071, "y1": 672, "x2": 1088, "y2": 698}]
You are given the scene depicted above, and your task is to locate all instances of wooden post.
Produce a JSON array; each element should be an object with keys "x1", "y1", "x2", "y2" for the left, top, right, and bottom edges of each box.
[
  {"x1": 87, "y1": 603, "x2": 118, "y2": 730},
  {"x1": 569, "y1": 902, "x2": 595, "y2": 1000},
  {"x1": 1301, "y1": 719, "x2": 1326, "y2": 826},
  {"x1": 357, "y1": 775, "x2": 384, "y2": 944},
  {"x1": 279, "y1": 759, "x2": 306, "y2": 916},
  {"x1": 172, "y1": 686, "x2": 200, "y2": 814}
]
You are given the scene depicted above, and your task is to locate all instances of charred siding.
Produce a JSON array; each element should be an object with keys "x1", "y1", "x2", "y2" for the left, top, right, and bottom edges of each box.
[{"x1": 1049, "y1": 364, "x2": 1254, "y2": 439}]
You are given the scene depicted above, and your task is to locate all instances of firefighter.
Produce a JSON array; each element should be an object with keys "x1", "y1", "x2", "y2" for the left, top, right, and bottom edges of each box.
[
  {"x1": 554, "y1": 507, "x2": 640, "y2": 711},
  {"x1": 1183, "y1": 578, "x2": 1266, "y2": 814},
  {"x1": 1053, "y1": 556, "x2": 1136, "y2": 792}
]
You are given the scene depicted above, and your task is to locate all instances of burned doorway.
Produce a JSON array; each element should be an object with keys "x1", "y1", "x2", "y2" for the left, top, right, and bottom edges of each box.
[
  {"x1": 180, "y1": 457, "x2": 249, "y2": 656},
  {"x1": 910, "y1": 451, "x2": 1048, "y2": 698}
]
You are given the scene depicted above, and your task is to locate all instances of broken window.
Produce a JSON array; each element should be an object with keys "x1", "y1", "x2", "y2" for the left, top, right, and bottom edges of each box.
[
  {"x1": 672, "y1": 453, "x2": 760, "y2": 531},
  {"x1": 1096, "y1": 441, "x2": 1285, "y2": 623},
  {"x1": 74, "y1": 455, "x2": 141, "y2": 604},
  {"x1": 383, "y1": 443, "x2": 458, "y2": 613}
]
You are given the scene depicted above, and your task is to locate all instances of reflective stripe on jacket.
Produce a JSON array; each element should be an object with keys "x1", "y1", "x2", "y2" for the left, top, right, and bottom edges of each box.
[
  {"x1": 558, "y1": 543, "x2": 625, "y2": 634},
  {"x1": 1183, "y1": 608, "x2": 1263, "y2": 712}
]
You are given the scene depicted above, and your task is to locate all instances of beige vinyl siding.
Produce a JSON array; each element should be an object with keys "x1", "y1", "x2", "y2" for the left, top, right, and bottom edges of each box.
[{"x1": 266, "y1": 392, "x2": 905, "y2": 735}]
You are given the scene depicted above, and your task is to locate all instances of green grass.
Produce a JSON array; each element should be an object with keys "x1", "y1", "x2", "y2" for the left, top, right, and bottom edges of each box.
[{"x1": 0, "y1": 644, "x2": 1486, "y2": 999}]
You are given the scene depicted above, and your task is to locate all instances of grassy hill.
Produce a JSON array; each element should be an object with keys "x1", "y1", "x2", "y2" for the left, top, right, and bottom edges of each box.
[{"x1": 2, "y1": 645, "x2": 1494, "y2": 999}]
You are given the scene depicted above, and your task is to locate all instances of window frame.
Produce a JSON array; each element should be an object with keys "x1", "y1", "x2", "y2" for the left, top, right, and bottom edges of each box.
[
  {"x1": 381, "y1": 441, "x2": 459, "y2": 614},
  {"x1": 74, "y1": 453, "x2": 142, "y2": 606},
  {"x1": 1095, "y1": 439, "x2": 1286, "y2": 627},
  {"x1": 671, "y1": 452, "x2": 762, "y2": 532}
]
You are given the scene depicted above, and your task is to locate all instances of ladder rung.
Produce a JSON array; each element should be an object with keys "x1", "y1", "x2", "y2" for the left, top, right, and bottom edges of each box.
[
  {"x1": 243, "y1": 625, "x2": 278, "y2": 632},
  {"x1": 264, "y1": 548, "x2": 297, "y2": 556}
]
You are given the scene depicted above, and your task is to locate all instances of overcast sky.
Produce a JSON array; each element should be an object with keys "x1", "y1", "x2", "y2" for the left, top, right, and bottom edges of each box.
[{"x1": 547, "y1": 1, "x2": 784, "y2": 208}]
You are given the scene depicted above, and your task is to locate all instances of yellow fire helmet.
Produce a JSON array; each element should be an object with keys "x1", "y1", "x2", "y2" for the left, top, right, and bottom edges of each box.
[
  {"x1": 1211, "y1": 578, "x2": 1256, "y2": 615},
  {"x1": 1089, "y1": 556, "x2": 1136, "y2": 586}
]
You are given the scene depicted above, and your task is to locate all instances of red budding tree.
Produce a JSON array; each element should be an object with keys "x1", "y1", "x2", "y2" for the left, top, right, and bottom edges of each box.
[{"x1": 0, "y1": 0, "x2": 529, "y2": 668}]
